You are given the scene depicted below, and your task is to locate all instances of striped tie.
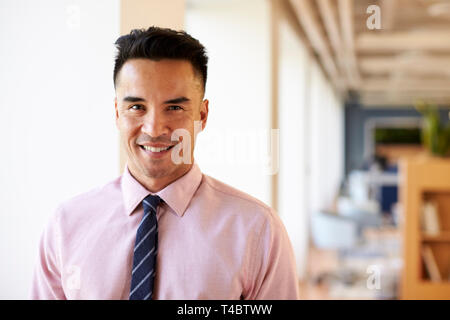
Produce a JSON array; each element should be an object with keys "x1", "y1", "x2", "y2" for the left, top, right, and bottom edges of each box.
[{"x1": 129, "y1": 194, "x2": 161, "y2": 300}]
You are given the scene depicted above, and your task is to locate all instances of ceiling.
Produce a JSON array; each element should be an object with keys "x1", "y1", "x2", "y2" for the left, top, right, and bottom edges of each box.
[{"x1": 288, "y1": 0, "x2": 450, "y2": 107}]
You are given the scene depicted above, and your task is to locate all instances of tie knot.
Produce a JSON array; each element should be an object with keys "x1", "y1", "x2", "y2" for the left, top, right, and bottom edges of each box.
[{"x1": 142, "y1": 194, "x2": 161, "y2": 213}]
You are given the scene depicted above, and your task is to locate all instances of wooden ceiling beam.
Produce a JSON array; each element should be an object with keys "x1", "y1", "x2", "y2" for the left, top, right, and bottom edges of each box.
[
  {"x1": 357, "y1": 31, "x2": 450, "y2": 52},
  {"x1": 360, "y1": 56, "x2": 450, "y2": 76},
  {"x1": 360, "y1": 93, "x2": 450, "y2": 107},
  {"x1": 361, "y1": 78, "x2": 450, "y2": 92},
  {"x1": 338, "y1": 0, "x2": 361, "y2": 88},
  {"x1": 289, "y1": 0, "x2": 342, "y2": 90},
  {"x1": 316, "y1": 0, "x2": 348, "y2": 87},
  {"x1": 380, "y1": 0, "x2": 398, "y2": 30}
]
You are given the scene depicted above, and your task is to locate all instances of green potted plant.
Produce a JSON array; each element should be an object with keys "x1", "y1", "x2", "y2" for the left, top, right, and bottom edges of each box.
[{"x1": 415, "y1": 100, "x2": 450, "y2": 157}]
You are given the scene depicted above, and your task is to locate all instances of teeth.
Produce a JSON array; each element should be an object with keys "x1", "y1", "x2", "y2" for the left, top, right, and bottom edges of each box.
[{"x1": 142, "y1": 145, "x2": 171, "y2": 152}]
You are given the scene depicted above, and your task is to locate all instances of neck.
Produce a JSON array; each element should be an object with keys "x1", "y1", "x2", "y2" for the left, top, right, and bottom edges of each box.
[{"x1": 129, "y1": 163, "x2": 193, "y2": 193}]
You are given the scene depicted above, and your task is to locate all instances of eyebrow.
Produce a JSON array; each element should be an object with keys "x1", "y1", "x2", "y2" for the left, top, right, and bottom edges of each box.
[
  {"x1": 123, "y1": 96, "x2": 145, "y2": 103},
  {"x1": 122, "y1": 96, "x2": 190, "y2": 104},
  {"x1": 163, "y1": 97, "x2": 190, "y2": 104}
]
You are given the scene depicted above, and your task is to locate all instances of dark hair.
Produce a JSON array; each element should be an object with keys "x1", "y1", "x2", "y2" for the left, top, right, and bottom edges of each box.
[{"x1": 113, "y1": 26, "x2": 208, "y2": 91}]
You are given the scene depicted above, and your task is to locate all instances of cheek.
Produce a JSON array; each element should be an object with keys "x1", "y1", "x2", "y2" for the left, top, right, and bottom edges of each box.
[
  {"x1": 166, "y1": 116, "x2": 191, "y2": 131},
  {"x1": 118, "y1": 116, "x2": 141, "y2": 138},
  {"x1": 167, "y1": 120, "x2": 196, "y2": 145}
]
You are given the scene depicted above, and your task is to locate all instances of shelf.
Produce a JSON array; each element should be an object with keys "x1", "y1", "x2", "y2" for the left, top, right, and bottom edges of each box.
[
  {"x1": 400, "y1": 157, "x2": 450, "y2": 299},
  {"x1": 421, "y1": 231, "x2": 450, "y2": 242},
  {"x1": 420, "y1": 280, "x2": 450, "y2": 285}
]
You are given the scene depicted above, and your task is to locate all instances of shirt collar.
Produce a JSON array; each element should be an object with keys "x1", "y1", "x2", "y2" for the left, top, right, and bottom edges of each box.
[{"x1": 121, "y1": 161, "x2": 203, "y2": 217}]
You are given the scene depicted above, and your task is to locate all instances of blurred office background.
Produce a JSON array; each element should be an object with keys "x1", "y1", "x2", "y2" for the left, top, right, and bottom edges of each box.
[{"x1": 1, "y1": 0, "x2": 450, "y2": 299}]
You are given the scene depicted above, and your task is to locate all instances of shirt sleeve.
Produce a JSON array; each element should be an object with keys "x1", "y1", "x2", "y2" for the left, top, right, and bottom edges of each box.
[
  {"x1": 30, "y1": 207, "x2": 66, "y2": 300},
  {"x1": 245, "y1": 208, "x2": 300, "y2": 300}
]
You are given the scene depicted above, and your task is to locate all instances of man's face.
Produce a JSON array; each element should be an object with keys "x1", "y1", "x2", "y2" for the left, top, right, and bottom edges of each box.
[{"x1": 115, "y1": 58, "x2": 208, "y2": 191}]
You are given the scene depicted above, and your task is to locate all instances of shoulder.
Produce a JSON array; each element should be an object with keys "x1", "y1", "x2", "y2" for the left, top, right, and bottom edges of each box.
[
  {"x1": 55, "y1": 175, "x2": 123, "y2": 223},
  {"x1": 200, "y1": 174, "x2": 279, "y2": 223},
  {"x1": 62, "y1": 175, "x2": 121, "y2": 207},
  {"x1": 202, "y1": 174, "x2": 270, "y2": 208}
]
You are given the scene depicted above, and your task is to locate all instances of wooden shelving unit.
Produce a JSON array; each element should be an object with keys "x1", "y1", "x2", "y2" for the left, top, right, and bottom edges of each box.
[
  {"x1": 421, "y1": 232, "x2": 450, "y2": 242},
  {"x1": 400, "y1": 157, "x2": 450, "y2": 299}
]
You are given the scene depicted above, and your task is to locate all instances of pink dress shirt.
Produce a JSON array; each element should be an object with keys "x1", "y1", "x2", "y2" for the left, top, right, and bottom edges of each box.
[{"x1": 30, "y1": 162, "x2": 300, "y2": 299}]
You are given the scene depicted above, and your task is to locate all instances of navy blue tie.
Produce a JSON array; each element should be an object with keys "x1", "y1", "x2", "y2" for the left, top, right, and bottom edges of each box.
[{"x1": 129, "y1": 194, "x2": 161, "y2": 300}]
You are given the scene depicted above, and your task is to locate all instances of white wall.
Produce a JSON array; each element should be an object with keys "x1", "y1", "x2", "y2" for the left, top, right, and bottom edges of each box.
[
  {"x1": 0, "y1": 0, "x2": 120, "y2": 298},
  {"x1": 185, "y1": 0, "x2": 272, "y2": 205},
  {"x1": 277, "y1": 17, "x2": 310, "y2": 280},
  {"x1": 309, "y1": 64, "x2": 344, "y2": 214}
]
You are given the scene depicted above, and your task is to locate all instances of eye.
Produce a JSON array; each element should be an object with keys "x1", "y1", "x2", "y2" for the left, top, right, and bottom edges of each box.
[
  {"x1": 168, "y1": 105, "x2": 183, "y2": 111},
  {"x1": 130, "y1": 104, "x2": 144, "y2": 111}
]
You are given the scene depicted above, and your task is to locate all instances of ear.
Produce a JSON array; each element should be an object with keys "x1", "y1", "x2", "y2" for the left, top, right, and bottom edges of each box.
[
  {"x1": 200, "y1": 99, "x2": 209, "y2": 131},
  {"x1": 114, "y1": 97, "x2": 119, "y2": 129}
]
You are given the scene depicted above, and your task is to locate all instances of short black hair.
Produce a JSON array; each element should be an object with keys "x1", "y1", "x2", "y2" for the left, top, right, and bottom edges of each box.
[{"x1": 113, "y1": 26, "x2": 208, "y2": 92}]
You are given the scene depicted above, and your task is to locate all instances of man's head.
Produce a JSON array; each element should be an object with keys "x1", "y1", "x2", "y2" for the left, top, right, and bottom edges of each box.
[
  {"x1": 113, "y1": 27, "x2": 208, "y2": 93},
  {"x1": 114, "y1": 27, "x2": 209, "y2": 192}
]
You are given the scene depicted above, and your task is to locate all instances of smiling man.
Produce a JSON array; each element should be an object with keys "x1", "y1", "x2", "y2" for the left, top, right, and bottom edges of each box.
[
  {"x1": 116, "y1": 58, "x2": 206, "y2": 191},
  {"x1": 31, "y1": 27, "x2": 299, "y2": 300}
]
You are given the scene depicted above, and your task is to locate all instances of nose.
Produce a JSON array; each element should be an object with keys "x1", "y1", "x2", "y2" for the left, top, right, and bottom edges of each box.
[{"x1": 141, "y1": 108, "x2": 170, "y2": 138}]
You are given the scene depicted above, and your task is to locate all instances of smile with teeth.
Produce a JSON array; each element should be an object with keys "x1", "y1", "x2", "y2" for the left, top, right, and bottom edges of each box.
[{"x1": 140, "y1": 145, "x2": 174, "y2": 152}]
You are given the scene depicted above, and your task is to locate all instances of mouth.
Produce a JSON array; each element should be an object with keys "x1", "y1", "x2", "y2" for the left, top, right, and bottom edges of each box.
[
  {"x1": 140, "y1": 145, "x2": 175, "y2": 152},
  {"x1": 138, "y1": 143, "x2": 177, "y2": 158}
]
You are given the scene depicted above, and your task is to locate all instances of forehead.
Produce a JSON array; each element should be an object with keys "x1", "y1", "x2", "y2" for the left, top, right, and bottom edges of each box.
[{"x1": 116, "y1": 58, "x2": 201, "y2": 98}]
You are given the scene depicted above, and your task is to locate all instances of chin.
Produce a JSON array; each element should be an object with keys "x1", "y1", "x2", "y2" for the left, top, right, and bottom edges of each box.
[
  {"x1": 140, "y1": 165, "x2": 166, "y2": 178},
  {"x1": 141, "y1": 161, "x2": 176, "y2": 179}
]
